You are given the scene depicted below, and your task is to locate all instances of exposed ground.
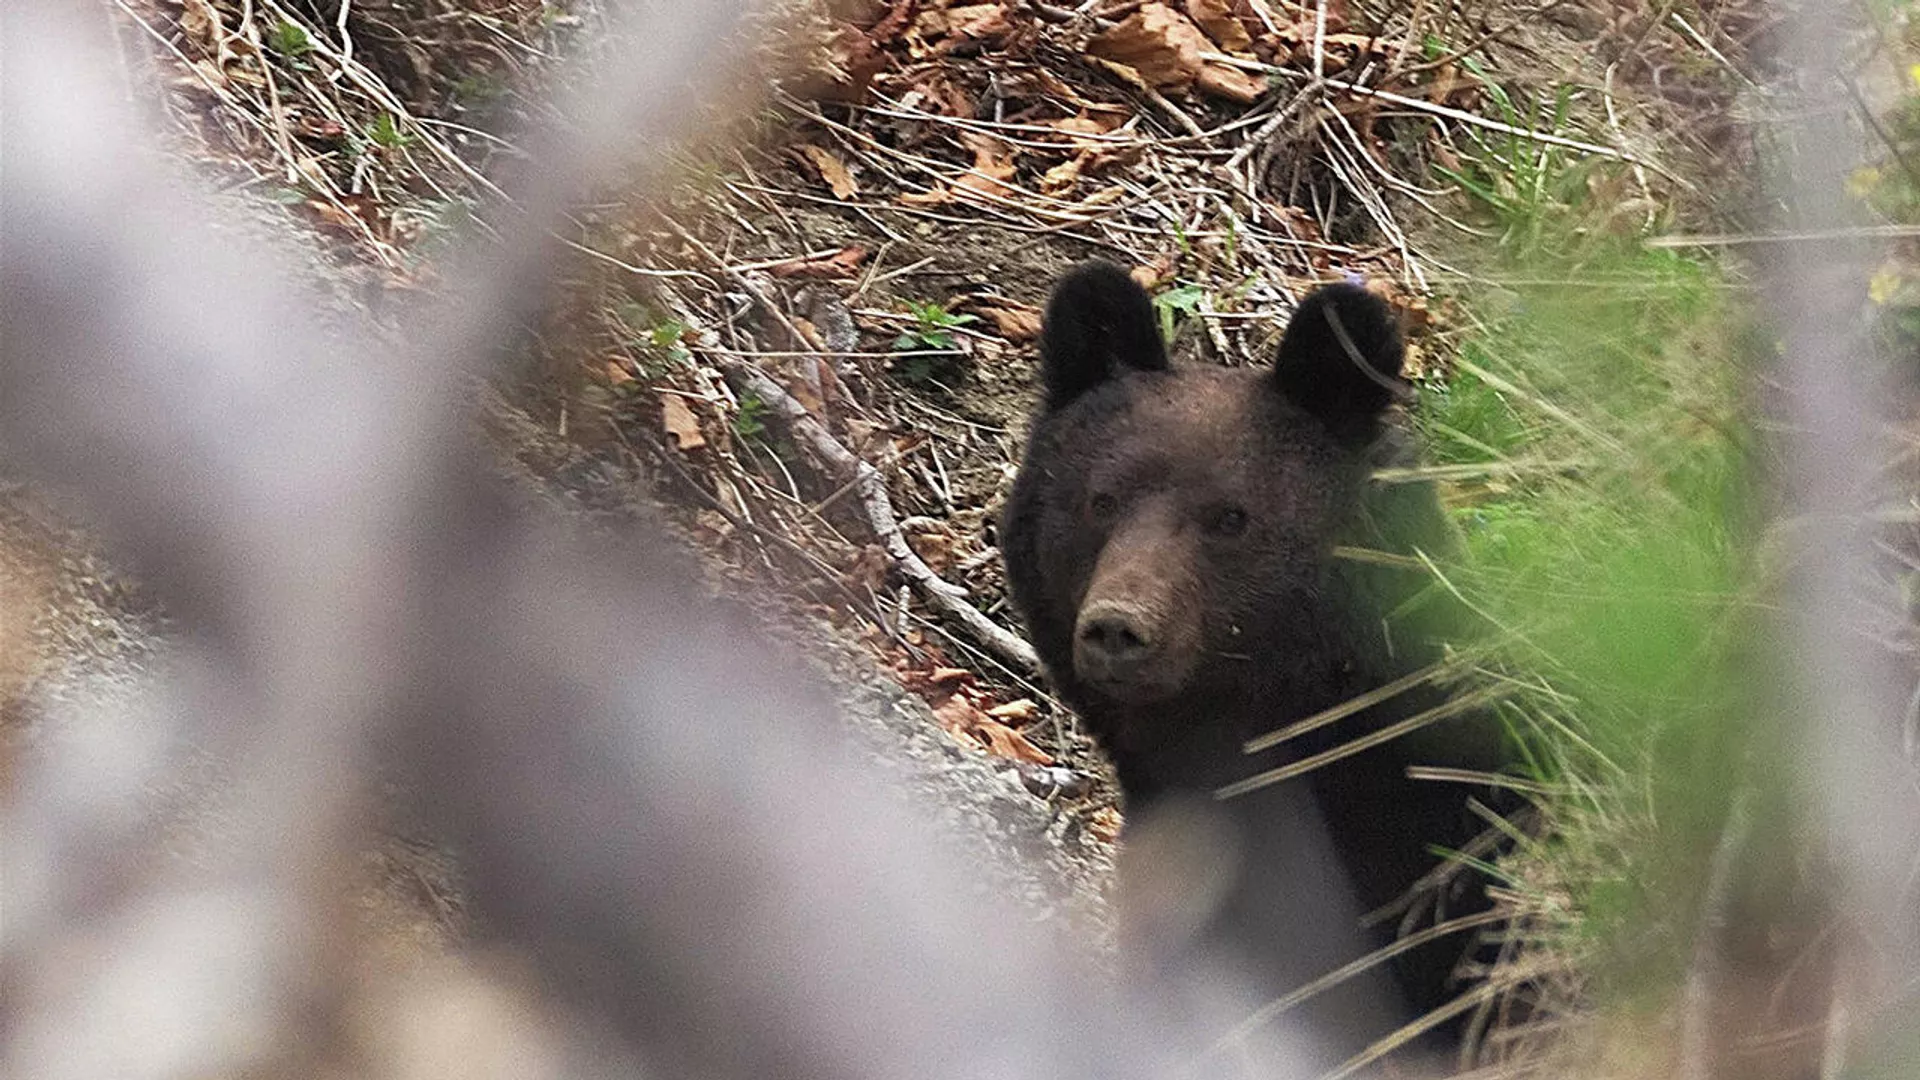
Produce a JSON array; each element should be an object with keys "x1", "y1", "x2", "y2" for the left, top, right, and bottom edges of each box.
[{"x1": 3, "y1": 0, "x2": 1842, "y2": 1076}]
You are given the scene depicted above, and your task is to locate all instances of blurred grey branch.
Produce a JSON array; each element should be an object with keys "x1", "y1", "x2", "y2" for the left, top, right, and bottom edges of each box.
[
  {"x1": 1737, "y1": 2, "x2": 1920, "y2": 1075},
  {"x1": 0, "y1": 2, "x2": 1283, "y2": 1077}
]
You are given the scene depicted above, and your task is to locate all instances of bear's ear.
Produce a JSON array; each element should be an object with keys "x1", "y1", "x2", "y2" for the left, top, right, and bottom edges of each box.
[
  {"x1": 1038, "y1": 261, "x2": 1169, "y2": 409},
  {"x1": 1271, "y1": 282, "x2": 1410, "y2": 445}
]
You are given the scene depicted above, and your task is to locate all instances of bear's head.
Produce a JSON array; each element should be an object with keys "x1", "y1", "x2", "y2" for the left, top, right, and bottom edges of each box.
[{"x1": 1001, "y1": 262, "x2": 1412, "y2": 748}]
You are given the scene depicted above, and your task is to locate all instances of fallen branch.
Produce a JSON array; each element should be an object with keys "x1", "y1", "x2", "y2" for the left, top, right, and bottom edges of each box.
[
  {"x1": 651, "y1": 226, "x2": 1042, "y2": 675},
  {"x1": 720, "y1": 359, "x2": 1042, "y2": 676}
]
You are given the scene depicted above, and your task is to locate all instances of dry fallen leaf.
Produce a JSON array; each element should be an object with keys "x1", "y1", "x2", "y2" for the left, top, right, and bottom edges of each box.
[
  {"x1": 956, "y1": 132, "x2": 1018, "y2": 201},
  {"x1": 933, "y1": 694, "x2": 1055, "y2": 765},
  {"x1": 661, "y1": 395, "x2": 707, "y2": 451},
  {"x1": 846, "y1": 543, "x2": 891, "y2": 592},
  {"x1": 785, "y1": 368, "x2": 827, "y2": 417},
  {"x1": 1088, "y1": 4, "x2": 1265, "y2": 104},
  {"x1": 987, "y1": 698, "x2": 1041, "y2": 724},
  {"x1": 907, "y1": 529, "x2": 958, "y2": 575},
  {"x1": 180, "y1": 0, "x2": 222, "y2": 50},
  {"x1": 306, "y1": 199, "x2": 368, "y2": 238},
  {"x1": 1050, "y1": 115, "x2": 1116, "y2": 141},
  {"x1": 1041, "y1": 155, "x2": 1086, "y2": 195},
  {"x1": 1185, "y1": 0, "x2": 1254, "y2": 53},
  {"x1": 931, "y1": 693, "x2": 983, "y2": 736},
  {"x1": 178, "y1": 59, "x2": 233, "y2": 97},
  {"x1": 972, "y1": 301, "x2": 1043, "y2": 342},
  {"x1": 792, "y1": 143, "x2": 859, "y2": 199},
  {"x1": 789, "y1": 315, "x2": 826, "y2": 352},
  {"x1": 1130, "y1": 257, "x2": 1175, "y2": 291},
  {"x1": 944, "y1": 3, "x2": 1015, "y2": 44},
  {"x1": 975, "y1": 719, "x2": 1055, "y2": 765},
  {"x1": 899, "y1": 187, "x2": 954, "y2": 207},
  {"x1": 928, "y1": 666, "x2": 973, "y2": 686}
]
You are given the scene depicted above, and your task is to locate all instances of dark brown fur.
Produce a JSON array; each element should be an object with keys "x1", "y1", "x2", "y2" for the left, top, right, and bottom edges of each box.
[{"x1": 1001, "y1": 262, "x2": 1512, "y2": 1069}]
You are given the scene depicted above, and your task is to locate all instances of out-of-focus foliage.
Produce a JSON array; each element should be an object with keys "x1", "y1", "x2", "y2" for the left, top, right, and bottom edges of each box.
[{"x1": 1420, "y1": 75, "x2": 1765, "y2": 1018}]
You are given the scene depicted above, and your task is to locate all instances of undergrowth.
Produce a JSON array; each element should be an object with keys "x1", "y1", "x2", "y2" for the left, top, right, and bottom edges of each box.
[{"x1": 1415, "y1": 67, "x2": 1767, "y2": 1053}]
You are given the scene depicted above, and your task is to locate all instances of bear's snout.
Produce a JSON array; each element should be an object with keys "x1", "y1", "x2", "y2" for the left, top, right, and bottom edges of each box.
[
  {"x1": 1073, "y1": 597, "x2": 1193, "y2": 699},
  {"x1": 1077, "y1": 601, "x2": 1155, "y2": 670}
]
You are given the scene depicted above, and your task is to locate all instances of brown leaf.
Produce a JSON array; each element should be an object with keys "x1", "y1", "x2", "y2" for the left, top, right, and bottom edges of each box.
[
  {"x1": 975, "y1": 720, "x2": 1055, "y2": 765},
  {"x1": 793, "y1": 21, "x2": 891, "y2": 104},
  {"x1": 933, "y1": 694, "x2": 1055, "y2": 764},
  {"x1": 791, "y1": 143, "x2": 859, "y2": 199},
  {"x1": 789, "y1": 315, "x2": 825, "y2": 352},
  {"x1": 907, "y1": 529, "x2": 958, "y2": 575},
  {"x1": 986, "y1": 698, "x2": 1041, "y2": 724},
  {"x1": 306, "y1": 199, "x2": 366, "y2": 238},
  {"x1": 1040, "y1": 155, "x2": 1086, "y2": 195},
  {"x1": 867, "y1": 0, "x2": 917, "y2": 47},
  {"x1": 785, "y1": 369, "x2": 826, "y2": 417},
  {"x1": 605, "y1": 359, "x2": 636, "y2": 386},
  {"x1": 931, "y1": 694, "x2": 982, "y2": 737},
  {"x1": 1048, "y1": 114, "x2": 1124, "y2": 148},
  {"x1": 768, "y1": 245, "x2": 870, "y2": 279},
  {"x1": 899, "y1": 187, "x2": 955, "y2": 207},
  {"x1": 1185, "y1": 0, "x2": 1253, "y2": 53},
  {"x1": 661, "y1": 394, "x2": 707, "y2": 451},
  {"x1": 1088, "y1": 4, "x2": 1264, "y2": 104},
  {"x1": 180, "y1": 0, "x2": 222, "y2": 50},
  {"x1": 971, "y1": 301, "x2": 1042, "y2": 342},
  {"x1": 928, "y1": 666, "x2": 973, "y2": 686},
  {"x1": 955, "y1": 132, "x2": 1017, "y2": 201},
  {"x1": 945, "y1": 3, "x2": 1014, "y2": 42},
  {"x1": 1033, "y1": 69, "x2": 1134, "y2": 117},
  {"x1": 915, "y1": 3, "x2": 1015, "y2": 44},
  {"x1": 178, "y1": 59, "x2": 232, "y2": 97},
  {"x1": 1130, "y1": 257, "x2": 1175, "y2": 291},
  {"x1": 846, "y1": 544, "x2": 891, "y2": 592}
]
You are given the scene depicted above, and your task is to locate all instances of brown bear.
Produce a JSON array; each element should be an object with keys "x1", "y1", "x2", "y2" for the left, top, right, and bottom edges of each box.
[{"x1": 1001, "y1": 261, "x2": 1513, "y2": 1072}]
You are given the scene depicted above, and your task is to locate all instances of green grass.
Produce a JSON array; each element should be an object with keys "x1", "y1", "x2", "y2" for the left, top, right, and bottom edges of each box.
[{"x1": 1413, "y1": 67, "x2": 1773, "y2": 1026}]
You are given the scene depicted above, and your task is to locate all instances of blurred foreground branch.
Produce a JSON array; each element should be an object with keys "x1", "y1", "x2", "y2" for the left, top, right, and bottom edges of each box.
[{"x1": 0, "y1": 3, "x2": 1291, "y2": 1077}]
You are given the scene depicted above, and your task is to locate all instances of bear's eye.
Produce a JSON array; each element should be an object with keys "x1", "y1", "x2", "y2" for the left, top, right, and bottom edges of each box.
[
  {"x1": 1088, "y1": 492, "x2": 1120, "y2": 520},
  {"x1": 1208, "y1": 505, "x2": 1249, "y2": 537}
]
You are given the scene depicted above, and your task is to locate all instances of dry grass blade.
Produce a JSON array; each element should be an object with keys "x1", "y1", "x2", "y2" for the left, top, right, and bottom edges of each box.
[
  {"x1": 1243, "y1": 655, "x2": 1479, "y2": 754},
  {"x1": 1220, "y1": 687, "x2": 1509, "y2": 799}
]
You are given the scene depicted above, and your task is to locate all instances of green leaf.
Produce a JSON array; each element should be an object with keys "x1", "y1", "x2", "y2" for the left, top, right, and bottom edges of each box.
[
  {"x1": 367, "y1": 112, "x2": 413, "y2": 149},
  {"x1": 268, "y1": 19, "x2": 313, "y2": 58}
]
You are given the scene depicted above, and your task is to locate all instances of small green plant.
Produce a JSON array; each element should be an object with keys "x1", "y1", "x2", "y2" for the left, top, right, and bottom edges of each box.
[
  {"x1": 889, "y1": 299, "x2": 976, "y2": 387},
  {"x1": 1151, "y1": 282, "x2": 1205, "y2": 343},
  {"x1": 452, "y1": 73, "x2": 511, "y2": 111},
  {"x1": 366, "y1": 112, "x2": 413, "y2": 150},
  {"x1": 732, "y1": 393, "x2": 769, "y2": 442},
  {"x1": 891, "y1": 299, "x2": 976, "y2": 352},
  {"x1": 266, "y1": 18, "x2": 314, "y2": 60},
  {"x1": 612, "y1": 301, "x2": 694, "y2": 378}
]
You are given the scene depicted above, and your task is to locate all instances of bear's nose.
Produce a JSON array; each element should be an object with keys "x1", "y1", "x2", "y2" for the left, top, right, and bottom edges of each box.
[{"x1": 1075, "y1": 602, "x2": 1157, "y2": 683}]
